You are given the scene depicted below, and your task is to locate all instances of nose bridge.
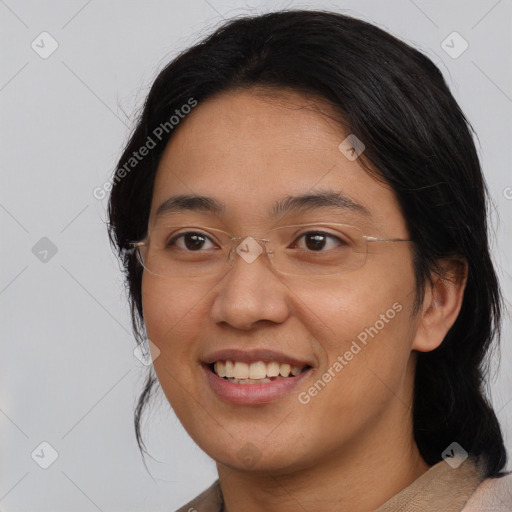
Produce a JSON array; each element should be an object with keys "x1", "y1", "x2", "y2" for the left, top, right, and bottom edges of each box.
[{"x1": 211, "y1": 237, "x2": 290, "y2": 329}]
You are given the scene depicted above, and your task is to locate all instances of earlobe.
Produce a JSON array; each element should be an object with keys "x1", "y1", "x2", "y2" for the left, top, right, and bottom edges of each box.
[{"x1": 412, "y1": 259, "x2": 468, "y2": 353}]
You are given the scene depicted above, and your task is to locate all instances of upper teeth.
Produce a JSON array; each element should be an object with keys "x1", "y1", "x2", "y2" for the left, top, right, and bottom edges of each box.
[{"x1": 213, "y1": 360, "x2": 305, "y2": 379}]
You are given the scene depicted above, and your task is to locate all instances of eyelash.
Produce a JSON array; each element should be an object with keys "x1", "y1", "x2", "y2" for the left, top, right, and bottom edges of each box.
[{"x1": 167, "y1": 230, "x2": 346, "y2": 251}]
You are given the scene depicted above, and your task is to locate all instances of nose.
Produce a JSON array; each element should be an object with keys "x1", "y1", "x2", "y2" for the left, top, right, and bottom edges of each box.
[{"x1": 210, "y1": 243, "x2": 291, "y2": 330}]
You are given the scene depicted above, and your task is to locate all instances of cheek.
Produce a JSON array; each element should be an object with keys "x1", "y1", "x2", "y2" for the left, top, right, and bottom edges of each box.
[
  {"x1": 140, "y1": 276, "x2": 210, "y2": 385},
  {"x1": 291, "y1": 283, "x2": 416, "y2": 447},
  {"x1": 141, "y1": 275, "x2": 204, "y2": 342},
  {"x1": 299, "y1": 254, "x2": 415, "y2": 351},
  {"x1": 295, "y1": 250, "x2": 417, "y2": 400},
  {"x1": 140, "y1": 276, "x2": 218, "y2": 427}
]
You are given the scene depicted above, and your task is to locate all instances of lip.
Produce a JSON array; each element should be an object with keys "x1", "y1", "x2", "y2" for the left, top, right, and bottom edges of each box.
[
  {"x1": 202, "y1": 348, "x2": 313, "y2": 368},
  {"x1": 203, "y1": 364, "x2": 313, "y2": 405}
]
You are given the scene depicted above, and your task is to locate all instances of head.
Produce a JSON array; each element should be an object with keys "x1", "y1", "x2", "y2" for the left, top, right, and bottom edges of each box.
[{"x1": 107, "y1": 10, "x2": 506, "y2": 477}]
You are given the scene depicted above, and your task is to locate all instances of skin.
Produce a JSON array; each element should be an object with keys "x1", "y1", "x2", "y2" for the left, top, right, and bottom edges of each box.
[{"x1": 141, "y1": 88, "x2": 467, "y2": 512}]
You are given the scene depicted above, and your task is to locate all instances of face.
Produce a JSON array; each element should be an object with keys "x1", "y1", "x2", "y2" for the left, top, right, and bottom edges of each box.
[{"x1": 141, "y1": 89, "x2": 420, "y2": 473}]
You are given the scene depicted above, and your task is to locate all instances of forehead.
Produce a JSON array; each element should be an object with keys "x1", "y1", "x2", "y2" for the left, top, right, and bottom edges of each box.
[{"x1": 150, "y1": 89, "x2": 407, "y2": 233}]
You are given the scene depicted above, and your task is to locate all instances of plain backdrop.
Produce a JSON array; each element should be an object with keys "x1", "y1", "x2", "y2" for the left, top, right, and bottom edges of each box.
[{"x1": 1, "y1": 1, "x2": 511, "y2": 510}]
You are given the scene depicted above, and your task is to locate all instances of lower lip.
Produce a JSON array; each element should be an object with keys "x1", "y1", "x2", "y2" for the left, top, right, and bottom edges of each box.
[{"x1": 203, "y1": 365, "x2": 312, "y2": 405}]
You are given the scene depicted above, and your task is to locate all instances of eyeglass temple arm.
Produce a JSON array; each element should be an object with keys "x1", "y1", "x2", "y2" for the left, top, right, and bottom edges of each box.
[
  {"x1": 128, "y1": 241, "x2": 146, "y2": 250},
  {"x1": 365, "y1": 237, "x2": 412, "y2": 242}
]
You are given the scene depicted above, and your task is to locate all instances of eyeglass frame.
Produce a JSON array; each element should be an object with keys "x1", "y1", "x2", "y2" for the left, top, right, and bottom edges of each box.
[{"x1": 127, "y1": 222, "x2": 413, "y2": 278}]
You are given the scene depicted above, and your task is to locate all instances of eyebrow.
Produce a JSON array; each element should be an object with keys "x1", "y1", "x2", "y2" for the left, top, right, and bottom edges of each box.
[{"x1": 155, "y1": 191, "x2": 370, "y2": 219}]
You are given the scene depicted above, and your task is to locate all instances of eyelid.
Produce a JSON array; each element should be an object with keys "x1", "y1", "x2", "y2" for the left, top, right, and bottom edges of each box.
[
  {"x1": 156, "y1": 223, "x2": 361, "y2": 244},
  {"x1": 277, "y1": 223, "x2": 356, "y2": 239}
]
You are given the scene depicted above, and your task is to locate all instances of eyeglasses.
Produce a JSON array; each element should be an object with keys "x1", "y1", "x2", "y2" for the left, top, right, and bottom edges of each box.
[{"x1": 128, "y1": 223, "x2": 412, "y2": 279}]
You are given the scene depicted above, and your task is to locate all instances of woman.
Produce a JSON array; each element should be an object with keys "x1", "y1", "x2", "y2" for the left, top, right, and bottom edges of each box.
[{"x1": 107, "y1": 10, "x2": 510, "y2": 511}]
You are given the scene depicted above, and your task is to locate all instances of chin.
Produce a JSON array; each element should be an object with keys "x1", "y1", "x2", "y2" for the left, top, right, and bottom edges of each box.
[{"x1": 198, "y1": 432, "x2": 315, "y2": 475}]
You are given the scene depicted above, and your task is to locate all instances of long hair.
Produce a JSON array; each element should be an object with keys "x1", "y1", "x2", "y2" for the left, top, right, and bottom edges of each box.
[{"x1": 107, "y1": 10, "x2": 507, "y2": 476}]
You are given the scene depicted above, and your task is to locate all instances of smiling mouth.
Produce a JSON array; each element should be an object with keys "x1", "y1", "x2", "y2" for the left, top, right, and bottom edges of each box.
[{"x1": 209, "y1": 360, "x2": 311, "y2": 384}]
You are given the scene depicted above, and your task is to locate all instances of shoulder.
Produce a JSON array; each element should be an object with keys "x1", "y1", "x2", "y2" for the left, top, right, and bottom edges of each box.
[
  {"x1": 174, "y1": 480, "x2": 223, "y2": 512},
  {"x1": 462, "y1": 472, "x2": 512, "y2": 511}
]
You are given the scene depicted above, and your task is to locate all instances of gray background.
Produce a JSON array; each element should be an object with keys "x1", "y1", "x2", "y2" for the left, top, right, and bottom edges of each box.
[{"x1": 1, "y1": 0, "x2": 511, "y2": 510}]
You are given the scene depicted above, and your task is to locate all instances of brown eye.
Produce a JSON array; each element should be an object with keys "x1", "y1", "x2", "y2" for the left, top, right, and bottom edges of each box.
[
  {"x1": 304, "y1": 233, "x2": 327, "y2": 251},
  {"x1": 293, "y1": 231, "x2": 346, "y2": 251},
  {"x1": 169, "y1": 232, "x2": 216, "y2": 251}
]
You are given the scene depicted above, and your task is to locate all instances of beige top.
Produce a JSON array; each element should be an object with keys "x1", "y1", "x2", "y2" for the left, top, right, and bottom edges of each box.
[{"x1": 175, "y1": 456, "x2": 511, "y2": 512}]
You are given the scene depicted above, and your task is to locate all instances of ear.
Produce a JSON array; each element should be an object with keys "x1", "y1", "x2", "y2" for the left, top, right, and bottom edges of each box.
[{"x1": 412, "y1": 258, "x2": 468, "y2": 353}]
